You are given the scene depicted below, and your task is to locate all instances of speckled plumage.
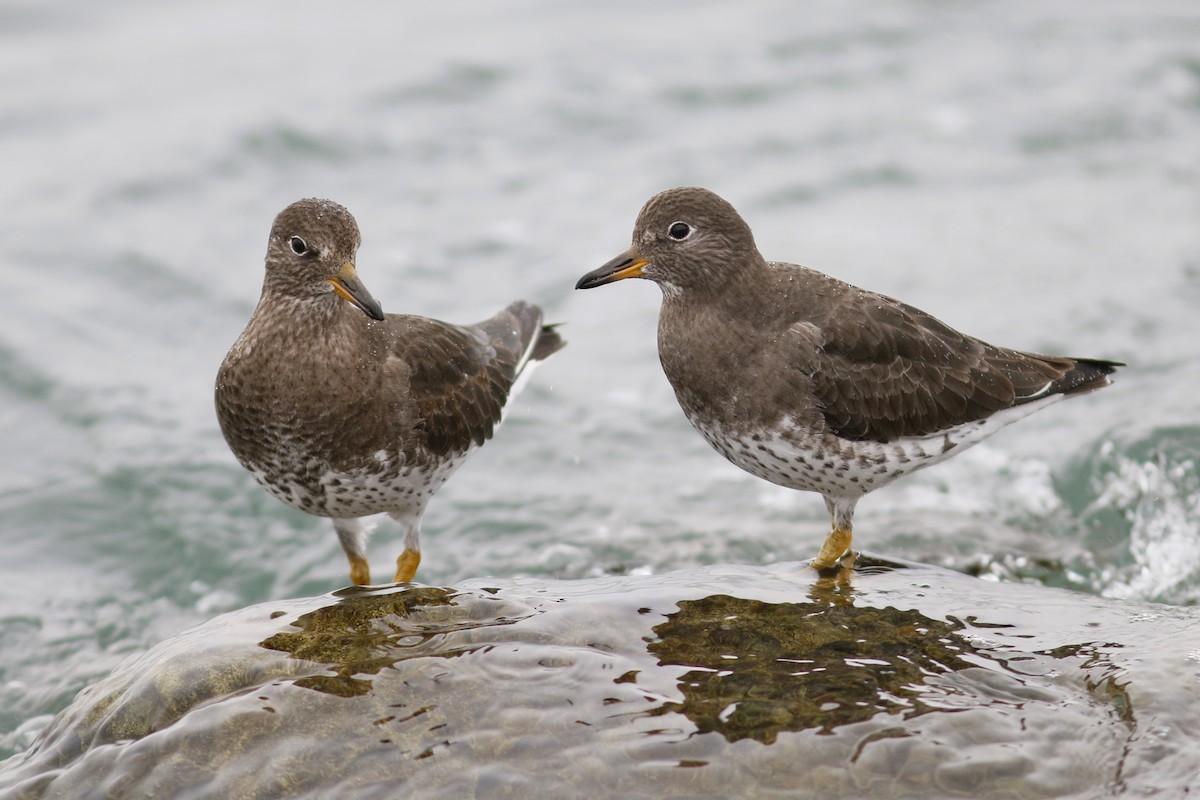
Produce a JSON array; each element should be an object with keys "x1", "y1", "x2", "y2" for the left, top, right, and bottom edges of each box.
[
  {"x1": 576, "y1": 187, "x2": 1120, "y2": 570},
  {"x1": 216, "y1": 198, "x2": 564, "y2": 585}
]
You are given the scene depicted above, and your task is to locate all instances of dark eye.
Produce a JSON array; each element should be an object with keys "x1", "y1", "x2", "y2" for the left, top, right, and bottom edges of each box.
[
  {"x1": 288, "y1": 236, "x2": 309, "y2": 255},
  {"x1": 667, "y1": 221, "x2": 692, "y2": 241}
]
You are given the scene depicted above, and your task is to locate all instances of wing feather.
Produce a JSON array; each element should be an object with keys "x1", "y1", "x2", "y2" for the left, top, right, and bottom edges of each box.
[
  {"x1": 786, "y1": 286, "x2": 1118, "y2": 442},
  {"x1": 381, "y1": 306, "x2": 538, "y2": 456}
]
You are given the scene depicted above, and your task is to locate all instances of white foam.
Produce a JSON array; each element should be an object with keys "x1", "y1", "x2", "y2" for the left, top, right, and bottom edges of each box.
[{"x1": 1090, "y1": 450, "x2": 1200, "y2": 603}]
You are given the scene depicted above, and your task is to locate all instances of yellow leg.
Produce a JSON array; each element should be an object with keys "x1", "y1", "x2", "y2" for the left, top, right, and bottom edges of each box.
[
  {"x1": 348, "y1": 555, "x2": 371, "y2": 586},
  {"x1": 811, "y1": 527, "x2": 853, "y2": 571},
  {"x1": 394, "y1": 548, "x2": 421, "y2": 583}
]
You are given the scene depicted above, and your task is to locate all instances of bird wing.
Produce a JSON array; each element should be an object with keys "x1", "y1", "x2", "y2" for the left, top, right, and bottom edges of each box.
[
  {"x1": 788, "y1": 287, "x2": 1111, "y2": 442},
  {"x1": 382, "y1": 315, "x2": 524, "y2": 457}
]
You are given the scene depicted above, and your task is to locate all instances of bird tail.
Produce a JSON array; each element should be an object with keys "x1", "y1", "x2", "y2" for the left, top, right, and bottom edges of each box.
[
  {"x1": 1000, "y1": 351, "x2": 1122, "y2": 405},
  {"x1": 1052, "y1": 357, "x2": 1123, "y2": 396},
  {"x1": 530, "y1": 323, "x2": 566, "y2": 363},
  {"x1": 488, "y1": 300, "x2": 565, "y2": 372},
  {"x1": 484, "y1": 302, "x2": 563, "y2": 426}
]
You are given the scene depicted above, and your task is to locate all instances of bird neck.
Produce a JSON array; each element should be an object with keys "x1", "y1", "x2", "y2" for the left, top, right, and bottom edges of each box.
[
  {"x1": 239, "y1": 286, "x2": 370, "y2": 356},
  {"x1": 660, "y1": 252, "x2": 769, "y2": 310}
]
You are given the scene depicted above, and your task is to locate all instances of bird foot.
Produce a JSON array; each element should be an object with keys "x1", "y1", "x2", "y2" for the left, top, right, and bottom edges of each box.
[
  {"x1": 348, "y1": 556, "x2": 372, "y2": 586},
  {"x1": 811, "y1": 527, "x2": 853, "y2": 572},
  {"x1": 394, "y1": 549, "x2": 421, "y2": 583}
]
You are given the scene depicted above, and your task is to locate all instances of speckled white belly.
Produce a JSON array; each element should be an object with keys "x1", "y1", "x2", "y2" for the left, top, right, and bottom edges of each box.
[
  {"x1": 247, "y1": 447, "x2": 470, "y2": 519},
  {"x1": 684, "y1": 395, "x2": 1064, "y2": 500}
]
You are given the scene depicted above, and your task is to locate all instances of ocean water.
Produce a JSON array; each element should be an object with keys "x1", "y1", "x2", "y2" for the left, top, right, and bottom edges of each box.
[{"x1": 1, "y1": 0, "x2": 1199, "y2": 763}]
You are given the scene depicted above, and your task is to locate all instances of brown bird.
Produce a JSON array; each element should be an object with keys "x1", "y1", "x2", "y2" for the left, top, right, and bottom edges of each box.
[
  {"x1": 576, "y1": 187, "x2": 1119, "y2": 571},
  {"x1": 216, "y1": 198, "x2": 564, "y2": 585}
]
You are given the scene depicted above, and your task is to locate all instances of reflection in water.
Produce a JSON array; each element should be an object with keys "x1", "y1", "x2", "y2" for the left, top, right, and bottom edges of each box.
[
  {"x1": 643, "y1": 558, "x2": 1140, "y2": 750},
  {"x1": 253, "y1": 575, "x2": 1141, "y2": 768},
  {"x1": 645, "y1": 591, "x2": 984, "y2": 743},
  {"x1": 259, "y1": 585, "x2": 531, "y2": 697}
]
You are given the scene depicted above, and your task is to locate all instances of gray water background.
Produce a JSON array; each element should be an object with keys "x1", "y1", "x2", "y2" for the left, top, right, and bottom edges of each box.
[{"x1": 1, "y1": 0, "x2": 1198, "y2": 757}]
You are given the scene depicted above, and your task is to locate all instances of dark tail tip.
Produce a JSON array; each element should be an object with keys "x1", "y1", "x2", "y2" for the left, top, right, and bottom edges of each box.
[
  {"x1": 531, "y1": 323, "x2": 566, "y2": 361},
  {"x1": 1060, "y1": 357, "x2": 1124, "y2": 395}
]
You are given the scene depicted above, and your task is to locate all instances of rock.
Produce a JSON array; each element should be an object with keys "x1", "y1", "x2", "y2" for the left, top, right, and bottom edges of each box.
[{"x1": 2, "y1": 557, "x2": 1198, "y2": 799}]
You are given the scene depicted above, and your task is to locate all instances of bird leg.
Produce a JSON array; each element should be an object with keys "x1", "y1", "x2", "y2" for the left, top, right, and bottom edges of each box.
[
  {"x1": 813, "y1": 496, "x2": 857, "y2": 571},
  {"x1": 811, "y1": 527, "x2": 853, "y2": 571},
  {"x1": 394, "y1": 549, "x2": 421, "y2": 583},
  {"x1": 334, "y1": 518, "x2": 373, "y2": 586},
  {"x1": 389, "y1": 511, "x2": 423, "y2": 583},
  {"x1": 348, "y1": 557, "x2": 371, "y2": 586}
]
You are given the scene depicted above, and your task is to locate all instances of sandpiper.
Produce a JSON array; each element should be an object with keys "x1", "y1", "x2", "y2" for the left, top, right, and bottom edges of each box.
[
  {"x1": 576, "y1": 187, "x2": 1119, "y2": 570},
  {"x1": 217, "y1": 198, "x2": 564, "y2": 585}
]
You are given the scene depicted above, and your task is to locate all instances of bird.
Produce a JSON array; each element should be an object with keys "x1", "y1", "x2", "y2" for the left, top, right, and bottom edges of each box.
[
  {"x1": 216, "y1": 198, "x2": 564, "y2": 585},
  {"x1": 575, "y1": 187, "x2": 1120, "y2": 571}
]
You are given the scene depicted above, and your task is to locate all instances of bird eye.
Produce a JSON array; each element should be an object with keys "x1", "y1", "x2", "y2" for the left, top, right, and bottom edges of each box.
[
  {"x1": 667, "y1": 221, "x2": 692, "y2": 241},
  {"x1": 288, "y1": 236, "x2": 309, "y2": 255}
]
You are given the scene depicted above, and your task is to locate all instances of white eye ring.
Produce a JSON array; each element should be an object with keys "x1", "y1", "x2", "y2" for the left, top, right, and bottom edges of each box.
[
  {"x1": 288, "y1": 236, "x2": 309, "y2": 255},
  {"x1": 667, "y1": 221, "x2": 692, "y2": 241}
]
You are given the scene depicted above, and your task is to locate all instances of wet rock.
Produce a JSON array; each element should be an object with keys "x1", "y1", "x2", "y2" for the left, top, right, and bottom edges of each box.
[{"x1": 2, "y1": 557, "x2": 1198, "y2": 799}]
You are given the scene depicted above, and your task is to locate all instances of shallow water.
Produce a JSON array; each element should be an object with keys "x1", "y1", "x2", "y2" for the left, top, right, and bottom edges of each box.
[{"x1": 1, "y1": 0, "x2": 1199, "y2": 769}]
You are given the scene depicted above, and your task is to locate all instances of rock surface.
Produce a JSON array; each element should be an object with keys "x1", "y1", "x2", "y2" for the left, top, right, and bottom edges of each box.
[{"x1": 2, "y1": 557, "x2": 1198, "y2": 799}]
